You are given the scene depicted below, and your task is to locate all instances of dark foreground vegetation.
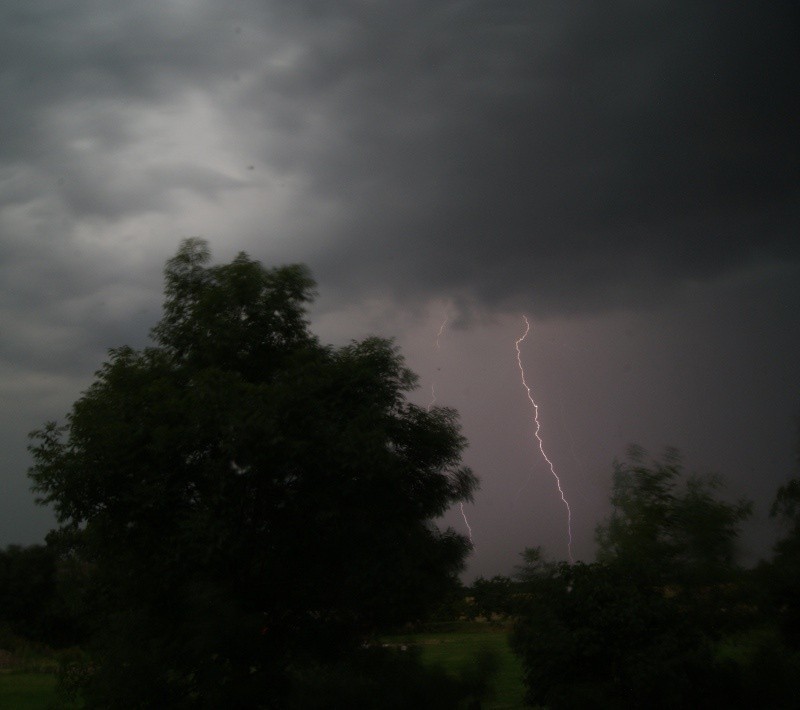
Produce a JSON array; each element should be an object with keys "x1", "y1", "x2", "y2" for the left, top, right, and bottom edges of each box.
[
  {"x1": 1, "y1": 241, "x2": 798, "y2": 707},
  {"x1": 26, "y1": 240, "x2": 480, "y2": 708},
  {"x1": 509, "y1": 446, "x2": 800, "y2": 709}
]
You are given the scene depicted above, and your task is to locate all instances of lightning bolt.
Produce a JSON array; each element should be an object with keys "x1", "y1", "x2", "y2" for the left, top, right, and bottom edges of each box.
[
  {"x1": 459, "y1": 503, "x2": 474, "y2": 547},
  {"x1": 515, "y1": 315, "x2": 574, "y2": 564},
  {"x1": 435, "y1": 313, "x2": 449, "y2": 350},
  {"x1": 428, "y1": 308, "x2": 475, "y2": 548}
]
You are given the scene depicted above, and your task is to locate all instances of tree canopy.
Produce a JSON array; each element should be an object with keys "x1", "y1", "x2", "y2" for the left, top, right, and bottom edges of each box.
[
  {"x1": 596, "y1": 445, "x2": 752, "y2": 588},
  {"x1": 512, "y1": 448, "x2": 757, "y2": 709},
  {"x1": 29, "y1": 239, "x2": 477, "y2": 707}
]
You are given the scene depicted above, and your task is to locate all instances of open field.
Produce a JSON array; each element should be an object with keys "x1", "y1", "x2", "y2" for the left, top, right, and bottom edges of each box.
[
  {"x1": 0, "y1": 626, "x2": 525, "y2": 709},
  {"x1": 386, "y1": 623, "x2": 527, "y2": 709},
  {"x1": 0, "y1": 672, "x2": 73, "y2": 710}
]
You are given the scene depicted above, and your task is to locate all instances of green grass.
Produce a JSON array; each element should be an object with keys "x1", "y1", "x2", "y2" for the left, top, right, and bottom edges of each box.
[
  {"x1": 0, "y1": 672, "x2": 85, "y2": 710},
  {"x1": 385, "y1": 624, "x2": 527, "y2": 709},
  {"x1": 0, "y1": 630, "x2": 526, "y2": 709},
  {"x1": 0, "y1": 672, "x2": 59, "y2": 710}
]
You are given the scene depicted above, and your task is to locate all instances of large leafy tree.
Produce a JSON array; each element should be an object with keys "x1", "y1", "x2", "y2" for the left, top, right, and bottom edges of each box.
[
  {"x1": 512, "y1": 448, "x2": 755, "y2": 709},
  {"x1": 596, "y1": 445, "x2": 752, "y2": 590},
  {"x1": 29, "y1": 239, "x2": 476, "y2": 707}
]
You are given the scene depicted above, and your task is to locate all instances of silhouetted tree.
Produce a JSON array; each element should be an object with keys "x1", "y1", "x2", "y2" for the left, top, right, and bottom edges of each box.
[
  {"x1": 0, "y1": 544, "x2": 84, "y2": 648},
  {"x1": 29, "y1": 239, "x2": 476, "y2": 707},
  {"x1": 0, "y1": 544, "x2": 54, "y2": 642},
  {"x1": 469, "y1": 575, "x2": 515, "y2": 622},
  {"x1": 767, "y1": 421, "x2": 800, "y2": 649},
  {"x1": 596, "y1": 446, "x2": 752, "y2": 589},
  {"x1": 512, "y1": 448, "x2": 755, "y2": 709}
]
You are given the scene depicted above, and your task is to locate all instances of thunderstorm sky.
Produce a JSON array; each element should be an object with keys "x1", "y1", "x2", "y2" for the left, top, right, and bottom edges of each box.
[{"x1": 1, "y1": 2, "x2": 798, "y2": 578}]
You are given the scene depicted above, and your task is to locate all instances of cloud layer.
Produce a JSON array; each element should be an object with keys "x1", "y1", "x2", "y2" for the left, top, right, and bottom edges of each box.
[{"x1": 3, "y1": 2, "x2": 797, "y2": 317}]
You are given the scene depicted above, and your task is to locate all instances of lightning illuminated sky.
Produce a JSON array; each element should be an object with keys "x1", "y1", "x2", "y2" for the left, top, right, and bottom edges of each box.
[
  {"x1": 515, "y1": 316, "x2": 574, "y2": 564},
  {"x1": 429, "y1": 307, "x2": 578, "y2": 557}
]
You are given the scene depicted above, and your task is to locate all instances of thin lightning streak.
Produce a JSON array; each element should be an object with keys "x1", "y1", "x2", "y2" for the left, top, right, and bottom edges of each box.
[
  {"x1": 435, "y1": 313, "x2": 449, "y2": 350},
  {"x1": 427, "y1": 384, "x2": 437, "y2": 411},
  {"x1": 428, "y1": 308, "x2": 475, "y2": 548},
  {"x1": 515, "y1": 316, "x2": 574, "y2": 564},
  {"x1": 459, "y1": 502, "x2": 474, "y2": 547}
]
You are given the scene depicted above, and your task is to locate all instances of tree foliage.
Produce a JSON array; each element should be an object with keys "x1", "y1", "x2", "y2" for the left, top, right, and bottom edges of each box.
[
  {"x1": 468, "y1": 575, "x2": 515, "y2": 622},
  {"x1": 512, "y1": 448, "x2": 756, "y2": 709},
  {"x1": 511, "y1": 559, "x2": 726, "y2": 709},
  {"x1": 766, "y1": 424, "x2": 800, "y2": 649},
  {"x1": 29, "y1": 239, "x2": 477, "y2": 707},
  {"x1": 596, "y1": 445, "x2": 752, "y2": 589}
]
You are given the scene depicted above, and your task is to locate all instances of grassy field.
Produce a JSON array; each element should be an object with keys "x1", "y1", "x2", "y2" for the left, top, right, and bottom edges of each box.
[
  {"x1": 0, "y1": 626, "x2": 526, "y2": 709},
  {"x1": 386, "y1": 623, "x2": 527, "y2": 709},
  {"x1": 0, "y1": 672, "x2": 68, "y2": 710}
]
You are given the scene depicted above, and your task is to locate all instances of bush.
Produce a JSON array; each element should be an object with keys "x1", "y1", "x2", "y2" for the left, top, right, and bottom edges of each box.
[{"x1": 56, "y1": 651, "x2": 95, "y2": 705}]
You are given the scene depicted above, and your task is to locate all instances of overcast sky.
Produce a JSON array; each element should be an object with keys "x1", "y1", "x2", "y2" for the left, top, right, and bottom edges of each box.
[{"x1": 1, "y1": 1, "x2": 798, "y2": 578}]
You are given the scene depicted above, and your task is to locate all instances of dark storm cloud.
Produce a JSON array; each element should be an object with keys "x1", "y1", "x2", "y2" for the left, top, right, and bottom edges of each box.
[
  {"x1": 3, "y1": 2, "x2": 796, "y2": 318},
  {"x1": 0, "y1": 1, "x2": 252, "y2": 371},
  {"x1": 236, "y1": 1, "x2": 799, "y2": 314},
  {"x1": 0, "y1": 0, "x2": 795, "y2": 384},
  {"x1": 56, "y1": 162, "x2": 245, "y2": 221},
  {"x1": 0, "y1": 2, "x2": 249, "y2": 217},
  {"x1": 0, "y1": 1, "x2": 246, "y2": 113}
]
